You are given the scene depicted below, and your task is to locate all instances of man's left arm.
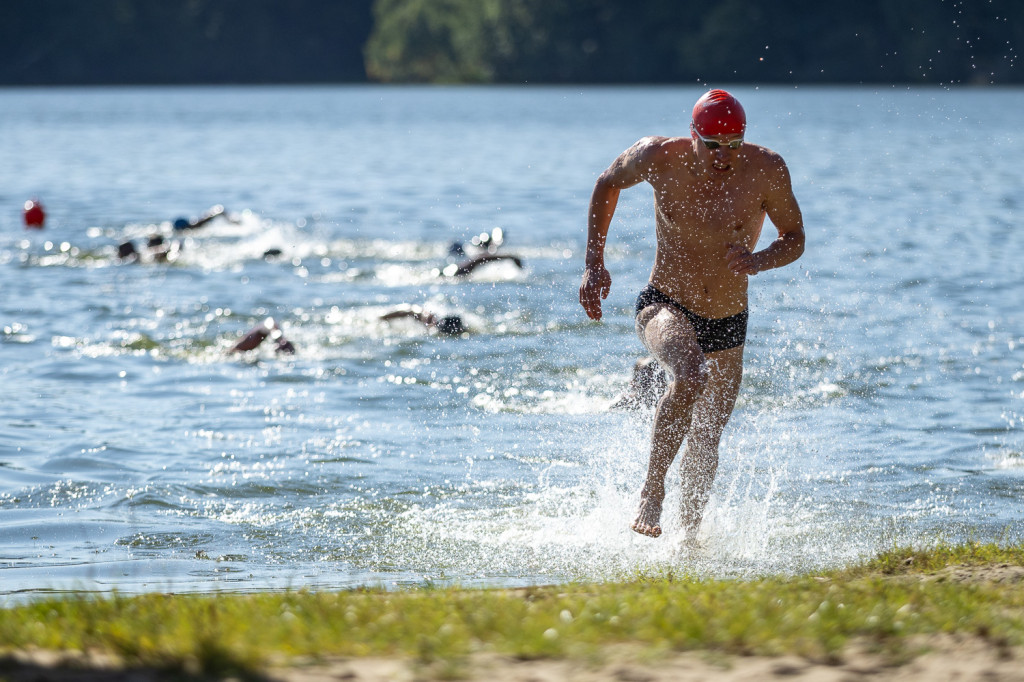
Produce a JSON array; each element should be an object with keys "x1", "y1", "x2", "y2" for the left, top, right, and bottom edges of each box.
[{"x1": 727, "y1": 154, "x2": 805, "y2": 276}]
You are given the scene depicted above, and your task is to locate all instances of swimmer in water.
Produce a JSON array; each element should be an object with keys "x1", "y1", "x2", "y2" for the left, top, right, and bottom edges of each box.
[
  {"x1": 440, "y1": 253, "x2": 524, "y2": 278},
  {"x1": 381, "y1": 307, "x2": 467, "y2": 336},
  {"x1": 229, "y1": 317, "x2": 295, "y2": 355},
  {"x1": 145, "y1": 234, "x2": 178, "y2": 263},
  {"x1": 117, "y1": 241, "x2": 140, "y2": 262},
  {"x1": 116, "y1": 234, "x2": 181, "y2": 264},
  {"x1": 580, "y1": 89, "x2": 806, "y2": 540},
  {"x1": 448, "y1": 226, "x2": 506, "y2": 259},
  {"x1": 173, "y1": 205, "x2": 233, "y2": 231},
  {"x1": 441, "y1": 227, "x2": 522, "y2": 277}
]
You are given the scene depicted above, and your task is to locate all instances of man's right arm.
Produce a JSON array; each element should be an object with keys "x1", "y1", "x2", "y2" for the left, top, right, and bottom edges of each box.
[{"x1": 579, "y1": 139, "x2": 654, "y2": 321}]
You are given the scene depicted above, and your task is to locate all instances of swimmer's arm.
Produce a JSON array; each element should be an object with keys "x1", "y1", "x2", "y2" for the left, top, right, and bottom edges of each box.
[
  {"x1": 581, "y1": 138, "x2": 659, "y2": 320},
  {"x1": 729, "y1": 155, "x2": 806, "y2": 276},
  {"x1": 230, "y1": 319, "x2": 274, "y2": 353},
  {"x1": 381, "y1": 309, "x2": 428, "y2": 324},
  {"x1": 194, "y1": 205, "x2": 226, "y2": 227},
  {"x1": 452, "y1": 254, "x2": 523, "y2": 277}
]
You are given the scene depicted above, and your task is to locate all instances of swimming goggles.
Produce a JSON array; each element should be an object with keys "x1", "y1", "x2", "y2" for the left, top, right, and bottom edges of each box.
[{"x1": 691, "y1": 123, "x2": 743, "y2": 150}]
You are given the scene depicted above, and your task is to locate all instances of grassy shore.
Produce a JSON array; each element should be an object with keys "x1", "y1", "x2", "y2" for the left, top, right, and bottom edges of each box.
[{"x1": 2, "y1": 542, "x2": 1023, "y2": 680}]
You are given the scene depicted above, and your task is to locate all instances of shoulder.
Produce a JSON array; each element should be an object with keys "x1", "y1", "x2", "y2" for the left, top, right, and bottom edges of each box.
[
  {"x1": 746, "y1": 143, "x2": 789, "y2": 173},
  {"x1": 619, "y1": 135, "x2": 692, "y2": 174},
  {"x1": 744, "y1": 144, "x2": 793, "y2": 188},
  {"x1": 600, "y1": 136, "x2": 691, "y2": 188},
  {"x1": 628, "y1": 135, "x2": 686, "y2": 161},
  {"x1": 745, "y1": 145, "x2": 800, "y2": 213}
]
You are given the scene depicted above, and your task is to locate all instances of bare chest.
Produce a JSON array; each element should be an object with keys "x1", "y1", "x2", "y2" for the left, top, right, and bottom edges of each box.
[{"x1": 651, "y1": 175, "x2": 766, "y2": 242}]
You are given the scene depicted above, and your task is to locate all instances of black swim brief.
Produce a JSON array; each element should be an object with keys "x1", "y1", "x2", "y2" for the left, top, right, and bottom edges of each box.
[{"x1": 635, "y1": 284, "x2": 748, "y2": 353}]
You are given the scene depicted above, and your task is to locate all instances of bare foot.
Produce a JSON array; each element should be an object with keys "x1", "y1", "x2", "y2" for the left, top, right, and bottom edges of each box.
[{"x1": 631, "y1": 490, "x2": 664, "y2": 537}]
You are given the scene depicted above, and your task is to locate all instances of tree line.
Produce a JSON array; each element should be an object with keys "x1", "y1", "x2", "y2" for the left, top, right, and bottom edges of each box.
[{"x1": 1, "y1": 0, "x2": 1019, "y2": 86}]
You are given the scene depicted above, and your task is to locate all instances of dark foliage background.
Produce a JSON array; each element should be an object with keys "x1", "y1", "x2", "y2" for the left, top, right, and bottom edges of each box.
[
  {"x1": 1, "y1": 0, "x2": 1019, "y2": 85},
  {"x1": 1, "y1": 0, "x2": 374, "y2": 85}
]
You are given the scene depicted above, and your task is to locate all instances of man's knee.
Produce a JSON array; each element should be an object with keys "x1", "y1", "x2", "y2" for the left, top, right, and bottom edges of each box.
[
  {"x1": 663, "y1": 357, "x2": 708, "y2": 404},
  {"x1": 675, "y1": 350, "x2": 709, "y2": 386}
]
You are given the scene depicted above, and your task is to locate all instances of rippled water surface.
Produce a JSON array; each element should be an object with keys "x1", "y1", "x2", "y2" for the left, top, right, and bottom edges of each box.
[{"x1": 1, "y1": 85, "x2": 1022, "y2": 602}]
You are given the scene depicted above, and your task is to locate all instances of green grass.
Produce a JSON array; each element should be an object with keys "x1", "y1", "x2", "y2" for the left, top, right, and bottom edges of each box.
[{"x1": 2, "y1": 542, "x2": 1023, "y2": 678}]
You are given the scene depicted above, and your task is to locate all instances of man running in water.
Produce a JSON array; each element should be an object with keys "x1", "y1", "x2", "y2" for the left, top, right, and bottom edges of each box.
[{"x1": 579, "y1": 90, "x2": 806, "y2": 539}]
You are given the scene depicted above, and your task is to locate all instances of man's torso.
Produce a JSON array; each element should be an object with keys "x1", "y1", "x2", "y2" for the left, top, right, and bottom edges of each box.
[{"x1": 641, "y1": 137, "x2": 775, "y2": 318}]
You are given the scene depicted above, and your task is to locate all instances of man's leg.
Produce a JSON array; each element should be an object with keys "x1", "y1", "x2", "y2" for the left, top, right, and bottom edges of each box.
[
  {"x1": 631, "y1": 304, "x2": 707, "y2": 537},
  {"x1": 678, "y1": 346, "x2": 744, "y2": 537}
]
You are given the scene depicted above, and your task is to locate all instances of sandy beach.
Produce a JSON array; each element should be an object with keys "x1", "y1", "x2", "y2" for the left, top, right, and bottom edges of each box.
[
  {"x1": 4, "y1": 635, "x2": 1022, "y2": 682},
  {"x1": 270, "y1": 636, "x2": 1024, "y2": 682}
]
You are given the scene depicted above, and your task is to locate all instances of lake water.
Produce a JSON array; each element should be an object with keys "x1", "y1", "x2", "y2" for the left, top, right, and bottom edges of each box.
[{"x1": 1, "y1": 85, "x2": 1022, "y2": 602}]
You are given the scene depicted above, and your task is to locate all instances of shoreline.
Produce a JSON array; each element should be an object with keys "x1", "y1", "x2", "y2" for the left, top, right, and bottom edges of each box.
[{"x1": 1, "y1": 543, "x2": 1023, "y2": 681}]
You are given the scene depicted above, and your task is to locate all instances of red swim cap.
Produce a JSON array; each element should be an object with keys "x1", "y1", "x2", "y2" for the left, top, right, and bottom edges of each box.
[{"x1": 692, "y1": 90, "x2": 746, "y2": 137}]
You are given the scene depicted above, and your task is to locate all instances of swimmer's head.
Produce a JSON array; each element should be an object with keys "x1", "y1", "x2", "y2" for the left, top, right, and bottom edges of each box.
[
  {"x1": 118, "y1": 241, "x2": 138, "y2": 260},
  {"x1": 435, "y1": 315, "x2": 466, "y2": 336},
  {"x1": 691, "y1": 89, "x2": 746, "y2": 137},
  {"x1": 173, "y1": 217, "x2": 190, "y2": 230}
]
